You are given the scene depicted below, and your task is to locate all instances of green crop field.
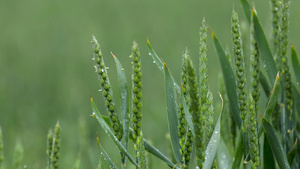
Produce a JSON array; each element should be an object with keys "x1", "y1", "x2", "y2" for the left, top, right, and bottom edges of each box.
[{"x1": 0, "y1": 0, "x2": 300, "y2": 168}]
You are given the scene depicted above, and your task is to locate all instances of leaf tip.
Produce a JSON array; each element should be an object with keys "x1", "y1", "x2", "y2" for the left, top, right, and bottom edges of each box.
[
  {"x1": 209, "y1": 27, "x2": 215, "y2": 39},
  {"x1": 291, "y1": 43, "x2": 295, "y2": 49},
  {"x1": 276, "y1": 72, "x2": 280, "y2": 80},
  {"x1": 96, "y1": 135, "x2": 100, "y2": 145},
  {"x1": 163, "y1": 61, "x2": 167, "y2": 68},
  {"x1": 146, "y1": 38, "x2": 151, "y2": 46},
  {"x1": 251, "y1": 7, "x2": 257, "y2": 17},
  {"x1": 90, "y1": 97, "x2": 93, "y2": 102},
  {"x1": 111, "y1": 51, "x2": 116, "y2": 58},
  {"x1": 217, "y1": 91, "x2": 224, "y2": 113}
]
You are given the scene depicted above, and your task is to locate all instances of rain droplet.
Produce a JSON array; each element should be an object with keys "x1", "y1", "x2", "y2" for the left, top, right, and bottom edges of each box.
[
  {"x1": 92, "y1": 112, "x2": 96, "y2": 115},
  {"x1": 148, "y1": 53, "x2": 151, "y2": 55},
  {"x1": 153, "y1": 61, "x2": 156, "y2": 63},
  {"x1": 101, "y1": 69, "x2": 105, "y2": 72}
]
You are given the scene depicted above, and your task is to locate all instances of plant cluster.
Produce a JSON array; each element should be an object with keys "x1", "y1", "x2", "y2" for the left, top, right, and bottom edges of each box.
[
  {"x1": 88, "y1": 0, "x2": 300, "y2": 168},
  {"x1": 0, "y1": 0, "x2": 299, "y2": 169}
]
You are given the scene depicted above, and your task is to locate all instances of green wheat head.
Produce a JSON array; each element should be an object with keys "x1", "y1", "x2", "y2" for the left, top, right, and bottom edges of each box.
[
  {"x1": 279, "y1": 0, "x2": 293, "y2": 120},
  {"x1": 86, "y1": 1, "x2": 299, "y2": 168},
  {"x1": 231, "y1": 9, "x2": 247, "y2": 132},
  {"x1": 47, "y1": 122, "x2": 61, "y2": 169},
  {"x1": 92, "y1": 36, "x2": 123, "y2": 141}
]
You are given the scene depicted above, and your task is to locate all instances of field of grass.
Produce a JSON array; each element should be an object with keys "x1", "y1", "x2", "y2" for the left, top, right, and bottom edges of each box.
[{"x1": 0, "y1": 0, "x2": 300, "y2": 168}]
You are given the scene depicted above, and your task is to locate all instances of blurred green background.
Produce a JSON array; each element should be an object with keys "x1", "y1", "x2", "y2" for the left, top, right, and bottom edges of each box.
[{"x1": 0, "y1": 0, "x2": 299, "y2": 168}]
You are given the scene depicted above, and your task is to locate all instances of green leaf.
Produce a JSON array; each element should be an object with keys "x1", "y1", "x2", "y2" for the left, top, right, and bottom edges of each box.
[
  {"x1": 147, "y1": 39, "x2": 181, "y2": 93},
  {"x1": 147, "y1": 38, "x2": 164, "y2": 72},
  {"x1": 181, "y1": 92, "x2": 195, "y2": 136},
  {"x1": 293, "y1": 85, "x2": 300, "y2": 117},
  {"x1": 287, "y1": 140, "x2": 297, "y2": 166},
  {"x1": 217, "y1": 138, "x2": 232, "y2": 169},
  {"x1": 203, "y1": 114, "x2": 221, "y2": 169},
  {"x1": 91, "y1": 98, "x2": 138, "y2": 167},
  {"x1": 263, "y1": 135, "x2": 275, "y2": 169},
  {"x1": 211, "y1": 29, "x2": 242, "y2": 129},
  {"x1": 143, "y1": 140, "x2": 177, "y2": 168},
  {"x1": 291, "y1": 44, "x2": 300, "y2": 87},
  {"x1": 112, "y1": 53, "x2": 130, "y2": 155},
  {"x1": 261, "y1": 116, "x2": 291, "y2": 169},
  {"x1": 259, "y1": 71, "x2": 271, "y2": 96},
  {"x1": 231, "y1": 133, "x2": 243, "y2": 169},
  {"x1": 252, "y1": 9, "x2": 277, "y2": 85},
  {"x1": 240, "y1": 0, "x2": 251, "y2": 23},
  {"x1": 96, "y1": 136, "x2": 119, "y2": 169},
  {"x1": 258, "y1": 73, "x2": 281, "y2": 137},
  {"x1": 164, "y1": 62, "x2": 181, "y2": 163},
  {"x1": 128, "y1": 128, "x2": 177, "y2": 168}
]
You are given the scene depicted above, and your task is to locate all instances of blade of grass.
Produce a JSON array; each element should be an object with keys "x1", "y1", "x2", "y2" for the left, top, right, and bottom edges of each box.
[
  {"x1": 287, "y1": 139, "x2": 297, "y2": 166},
  {"x1": 263, "y1": 135, "x2": 276, "y2": 169},
  {"x1": 164, "y1": 62, "x2": 181, "y2": 163},
  {"x1": 217, "y1": 138, "x2": 232, "y2": 169},
  {"x1": 181, "y1": 94, "x2": 195, "y2": 136},
  {"x1": 258, "y1": 73, "x2": 281, "y2": 136},
  {"x1": 128, "y1": 128, "x2": 177, "y2": 169},
  {"x1": 91, "y1": 98, "x2": 138, "y2": 167},
  {"x1": 147, "y1": 39, "x2": 181, "y2": 92},
  {"x1": 252, "y1": 8, "x2": 277, "y2": 85},
  {"x1": 147, "y1": 38, "x2": 164, "y2": 72},
  {"x1": 291, "y1": 44, "x2": 300, "y2": 87},
  {"x1": 210, "y1": 29, "x2": 242, "y2": 129},
  {"x1": 261, "y1": 115, "x2": 291, "y2": 169},
  {"x1": 259, "y1": 71, "x2": 271, "y2": 96},
  {"x1": 96, "y1": 136, "x2": 118, "y2": 169},
  {"x1": 203, "y1": 114, "x2": 221, "y2": 169},
  {"x1": 240, "y1": 0, "x2": 251, "y2": 23},
  {"x1": 231, "y1": 132, "x2": 243, "y2": 169},
  {"x1": 112, "y1": 53, "x2": 130, "y2": 163}
]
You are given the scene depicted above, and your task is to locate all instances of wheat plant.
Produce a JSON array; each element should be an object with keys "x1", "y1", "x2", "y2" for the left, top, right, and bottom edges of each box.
[
  {"x1": 0, "y1": 0, "x2": 299, "y2": 169},
  {"x1": 89, "y1": 0, "x2": 299, "y2": 168}
]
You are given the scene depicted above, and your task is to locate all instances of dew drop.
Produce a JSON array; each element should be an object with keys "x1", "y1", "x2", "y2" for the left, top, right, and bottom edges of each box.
[
  {"x1": 153, "y1": 61, "x2": 156, "y2": 63},
  {"x1": 92, "y1": 112, "x2": 96, "y2": 115},
  {"x1": 148, "y1": 53, "x2": 151, "y2": 55},
  {"x1": 101, "y1": 69, "x2": 105, "y2": 73}
]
